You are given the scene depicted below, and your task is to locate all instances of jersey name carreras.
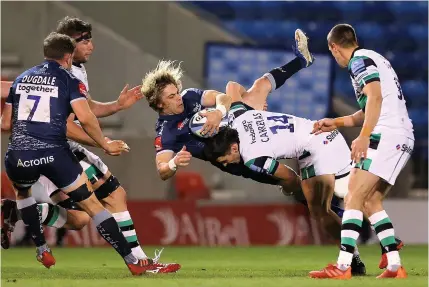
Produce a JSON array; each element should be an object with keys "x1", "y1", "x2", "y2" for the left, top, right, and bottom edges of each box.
[
  {"x1": 348, "y1": 48, "x2": 414, "y2": 139},
  {"x1": 230, "y1": 109, "x2": 314, "y2": 175}
]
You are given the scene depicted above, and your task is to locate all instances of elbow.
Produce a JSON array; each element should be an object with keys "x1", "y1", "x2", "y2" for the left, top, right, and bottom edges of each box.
[
  {"x1": 226, "y1": 81, "x2": 240, "y2": 93},
  {"x1": 1, "y1": 123, "x2": 11, "y2": 131},
  {"x1": 1, "y1": 119, "x2": 11, "y2": 131}
]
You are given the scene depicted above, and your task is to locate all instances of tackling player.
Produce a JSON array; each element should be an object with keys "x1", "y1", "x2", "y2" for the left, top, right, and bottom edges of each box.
[
  {"x1": 2, "y1": 32, "x2": 150, "y2": 275},
  {"x1": 145, "y1": 29, "x2": 313, "y2": 189},
  {"x1": 309, "y1": 24, "x2": 412, "y2": 279}
]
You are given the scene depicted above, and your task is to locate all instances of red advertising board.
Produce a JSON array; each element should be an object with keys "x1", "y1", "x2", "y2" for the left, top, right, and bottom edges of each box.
[{"x1": 12, "y1": 201, "x2": 329, "y2": 247}]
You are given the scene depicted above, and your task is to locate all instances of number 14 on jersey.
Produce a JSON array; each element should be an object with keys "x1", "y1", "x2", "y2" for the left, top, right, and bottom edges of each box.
[{"x1": 267, "y1": 115, "x2": 295, "y2": 134}]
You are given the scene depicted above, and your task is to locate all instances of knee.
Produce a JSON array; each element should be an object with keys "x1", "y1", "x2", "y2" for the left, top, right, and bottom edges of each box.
[
  {"x1": 252, "y1": 77, "x2": 270, "y2": 93},
  {"x1": 69, "y1": 213, "x2": 90, "y2": 230},
  {"x1": 363, "y1": 198, "x2": 383, "y2": 215},
  {"x1": 308, "y1": 203, "x2": 329, "y2": 218}
]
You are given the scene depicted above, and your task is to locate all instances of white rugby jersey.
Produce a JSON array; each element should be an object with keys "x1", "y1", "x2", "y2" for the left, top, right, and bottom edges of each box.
[
  {"x1": 348, "y1": 48, "x2": 414, "y2": 139},
  {"x1": 71, "y1": 63, "x2": 89, "y2": 91},
  {"x1": 229, "y1": 105, "x2": 314, "y2": 174}
]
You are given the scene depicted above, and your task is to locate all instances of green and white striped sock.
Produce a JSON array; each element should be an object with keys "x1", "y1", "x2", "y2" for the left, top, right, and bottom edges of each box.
[
  {"x1": 112, "y1": 211, "x2": 147, "y2": 260},
  {"x1": 337, "y1": 209, "x2": 363, "y2": 270},
  {"x1": 38, "y1": 203, "x2": 67, "y2": 228},
  {"x1": 369, "y1": 210, "x2": 400, "y2": 270}
]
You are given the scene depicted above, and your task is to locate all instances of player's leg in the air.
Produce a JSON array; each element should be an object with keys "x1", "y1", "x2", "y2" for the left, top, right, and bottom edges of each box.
[{"x1": 240, "y1": 29, "x2": 314, "y2": 111}]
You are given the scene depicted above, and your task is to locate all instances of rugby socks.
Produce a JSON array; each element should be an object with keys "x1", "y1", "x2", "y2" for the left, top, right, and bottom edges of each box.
[
  {"x1": 113, "y1": 211, "x2": 148, "y2": 259},
  {"x1": 369, "y1": 210, "x2": 401, "y2": 271},
  {"x1": 38, "y1": 203, "x2": 68, "y2": 228},
  {"x1": 337, "y1": 209, "x2": 363, "y2": 271},
  {"x1": 16, "y1": 197, "x2": 46, "y2": 247},
  {"x1": 92, "y1": 209, "x2": 137, "y2": 264},
  {"x1": 264, "y1": 57, "x2": 303, "y2": 91}
]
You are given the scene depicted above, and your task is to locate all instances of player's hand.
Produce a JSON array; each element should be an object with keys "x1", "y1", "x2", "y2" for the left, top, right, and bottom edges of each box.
[
  {"x1": 199, "y1": 109, "x2": 223, "y2": 137},
  {"x1": 104, "y1": 140, "x2": 130, "y2": 156},
  {"x1": 311, "y1": 118, "x2": 337, "y2": 135},
  {"x1": 117, "y1": 84, "x2": 144, "y2": 111},
  {"x1": 351, "y1": 135, "x2": 370, "y2": 164},
  {"x1": 174, "y1": 146, "x2": 192, "y2": 167}
]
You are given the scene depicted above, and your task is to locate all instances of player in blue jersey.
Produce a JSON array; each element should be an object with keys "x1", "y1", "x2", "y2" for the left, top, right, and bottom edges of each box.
[
  {"x1": 141, "y1": 29, "x2": 370, "y2": 275},
  {"x1": 2, "y1": 32, "x2": 153, "y2": 275},
  {"x1": 1, "y1": 16, "x2": 180, "y2": 274},
  {"x1": 144, "y1": 30, "x2": 311, "y2": 187}
]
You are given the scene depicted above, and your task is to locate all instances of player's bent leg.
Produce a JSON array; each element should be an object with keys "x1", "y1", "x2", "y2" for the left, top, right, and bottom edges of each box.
[
  {"x1": 310, "y1": 168, "x2": 377, "y2": 279},
  {"x1": 61, "y1": 172, "x2": 152, "y2": 275},
  {"x1": 301, "y1": 175, "x2": 341, "y2": 240},
  {"x1": 95, "y1": 172, "x2": 181, "y2": 273},
  {"x1": 15, "y1": 186, "x2": 55, "y2": 268},
  {"x1": 360, "y1": 182, "x2": 407, "y2": 278}
]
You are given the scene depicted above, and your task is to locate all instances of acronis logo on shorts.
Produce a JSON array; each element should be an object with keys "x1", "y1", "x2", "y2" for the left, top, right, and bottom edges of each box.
[{"x1": 17, "y1": 156, "x2": 54, "y2": 167}]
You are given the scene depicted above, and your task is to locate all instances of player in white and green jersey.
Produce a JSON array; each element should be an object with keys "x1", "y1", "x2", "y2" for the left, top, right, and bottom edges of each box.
[
  {"x1": 203, "y1": 95, "x2": 356, "y2": 255},
  {"x1": 310, "y1": 24, "x2": 412, "y2": 279}
]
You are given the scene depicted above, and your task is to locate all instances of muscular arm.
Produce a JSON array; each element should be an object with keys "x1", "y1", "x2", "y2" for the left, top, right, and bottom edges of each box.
[
  {"x1": 86, "y1": 93, "x2": 120, "y2": 118},
  {"x1": 156, "y1": 151, "x2": 176, "y2": 181},
  {"x1": 71, "y1": 99, "x2": 108, "y2": 149},
  {"x1": 201, "y1": 90, "x2": 232, "y2": 112},
  {"x1": 334, "y1": 110, "x2": 365, "y2": 128},
  {"x1": 359, "y1": 81, "x2": 383, "y2": 136},
  {"x1": 66, "y1": 115, "x2": 98, "y2": 147}
]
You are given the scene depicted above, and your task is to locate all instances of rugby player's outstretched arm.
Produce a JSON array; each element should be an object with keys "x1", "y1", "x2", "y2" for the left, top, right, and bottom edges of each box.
[
  {"x1": 156, "y1": 151, "x2": 176, "y2": 180},
  {"x1": 71, "y1": 99, "x2": 110, "y2": 150},
  {"x1": 87, "y1": 84, "x2": 144, "y2": 118},
  {"x1": 156, "y1": 146, "x2": 192, "y2": 181},
  {"x1": 66, "y1": 114, "x2": 98, "y2": 147}
]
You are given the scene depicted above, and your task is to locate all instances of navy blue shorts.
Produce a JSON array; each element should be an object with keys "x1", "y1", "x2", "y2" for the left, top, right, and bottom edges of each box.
[{"x1": 5, "y1": 147, "x2": 83, "y2": 189}]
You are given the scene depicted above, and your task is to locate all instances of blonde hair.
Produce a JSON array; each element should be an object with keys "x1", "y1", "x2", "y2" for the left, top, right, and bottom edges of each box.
[{"x1": 141, "y1": 60, "x2": 184, "y2": 112}]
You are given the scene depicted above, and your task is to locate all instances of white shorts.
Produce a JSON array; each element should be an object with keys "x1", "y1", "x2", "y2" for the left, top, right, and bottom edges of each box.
[
  {"x1": 298, "y1": 129, "x2": 352, "y2": 180},
  {"x1": 37, "y1": 142, "x2": 109, "y2": 199},
  {"x1": 355, "y1": 132, "x2": 414, "y2": 185}
]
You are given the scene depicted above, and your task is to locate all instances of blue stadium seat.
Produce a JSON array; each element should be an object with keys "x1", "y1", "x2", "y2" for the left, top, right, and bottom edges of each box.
[
  {"x1": 402, "y1": 80, "x2": 428, "y2": 108},
  {"x1": 387, "y1": 1, "x2": 428, "y2": 23}
]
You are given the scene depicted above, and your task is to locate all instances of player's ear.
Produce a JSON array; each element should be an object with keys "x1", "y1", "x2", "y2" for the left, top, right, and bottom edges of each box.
[{"x1": 230, "y1": 143, "x2": 239, "y2": 154}]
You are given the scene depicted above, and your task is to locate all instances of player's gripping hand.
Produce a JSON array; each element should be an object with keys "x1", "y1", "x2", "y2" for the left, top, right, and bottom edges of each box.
[
  {"x1": 104, "y1": 140, "x2": 130, "y2": 156},
  {"x1": 199, "y1": 110, "x2": 223, "y2": 137},
  {"x1": 351, "y1": 135, "x2": 370, "y2": 164},
  {"x1": 116, "y1": 84, "x2": 144, "y2": 111},
  {"x1": 174, "y1": 146, "x2": 192, "y2": 167},
  {"x1": 311, "y1": 118, "x2": 337, "y2": 135}
]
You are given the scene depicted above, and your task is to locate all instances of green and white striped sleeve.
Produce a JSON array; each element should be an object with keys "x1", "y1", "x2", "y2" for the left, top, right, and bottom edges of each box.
[{"x1": 348, "y1": 56, "x2": 380, "y2": 90}]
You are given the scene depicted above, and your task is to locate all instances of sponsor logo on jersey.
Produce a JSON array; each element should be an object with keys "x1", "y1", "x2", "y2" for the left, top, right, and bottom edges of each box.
[
  {"x1": 396, "y1": 144, "x2": 401, "y2": 150},
  {"x1": 242, "y1": 120, "x2": 256, "y2": 144},
  {"x1": 253, "y1": 113, "x2": 270, "y2": 142},
  {"x1": 17, "y1": 83, "x2": 57, "y2": 94},
  {"x1": 177, "y1": 118, "x2": 189, "y2": 130},
  {"x1": 154, "y1": 136, "x2": 162, "y2": 151},
  {"x1": 400, "y1": 144, "x2": 413, "y2": 154},
  {"x1": 79, "y1": 82, "x2": 88, "y2": 97},
  {"x1": 325, "y1": 129, "x2": 339, "y2": 142},
  {"x1": 17, "y1": 156, "x2": 54, "y2": 167},
  {"x1": 192, "y1": 103, "x2": 202, "y2": 113},
  {"x1": 323, "y1": 140, "x2": 328, "y2": 145}
]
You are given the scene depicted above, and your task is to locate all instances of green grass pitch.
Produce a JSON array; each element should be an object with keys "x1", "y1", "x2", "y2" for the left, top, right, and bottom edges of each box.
[{"x1": 1, "y1": 245, "x2": 427, "y2": 287}]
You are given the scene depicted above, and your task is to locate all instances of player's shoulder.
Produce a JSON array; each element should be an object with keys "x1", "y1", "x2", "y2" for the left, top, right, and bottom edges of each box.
[
  {"x1": 181, "y1": 88, "x2": 203, "y2": 97},
  {"x1": 155, "y1": 120, "x2": 175, "y2": 140}
]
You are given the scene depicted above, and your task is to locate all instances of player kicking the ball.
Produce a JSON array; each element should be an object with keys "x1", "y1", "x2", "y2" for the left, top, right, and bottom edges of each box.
[{"x1": 309, "y1": 24, "x2": 411, "y2": 279}]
